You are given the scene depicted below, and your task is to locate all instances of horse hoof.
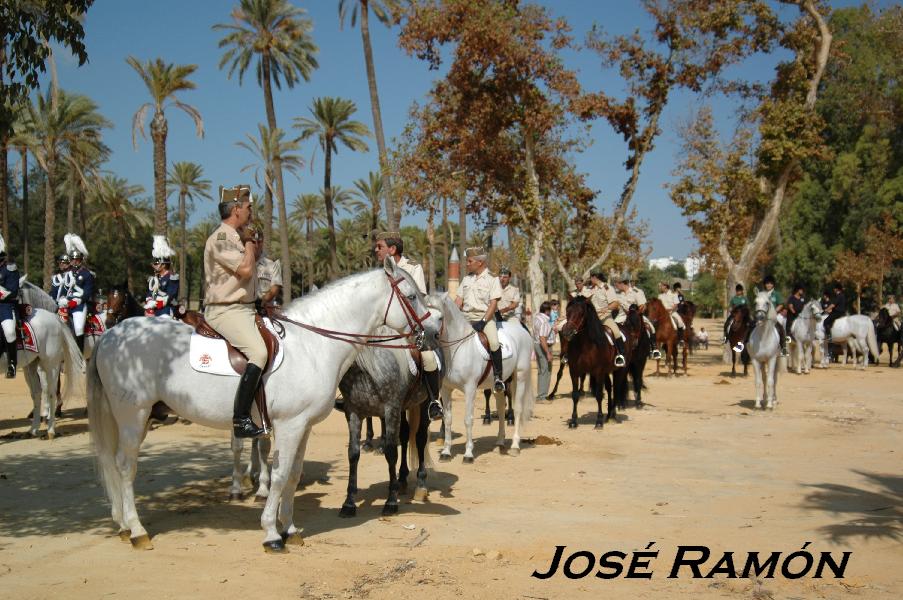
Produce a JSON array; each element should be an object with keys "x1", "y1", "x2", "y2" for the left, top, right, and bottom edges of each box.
[
  {"x1": 398, "y1": 481, "x2": 409, "y2": 495},
  {"x1": 361, "y1": 442, "x2": 374, "y2": 453},
  {"x1": 281, "y1": 532, "x2": 304, "y2": 546},
  {"x1": 506, "y1": 418, "x2": 515, "y2": 426},
  {"x1": 46, "y1": 431, "x2": 55, "y2": 441},
  {"x1": 482, "y1": 416, "x2": 491, "y2": 425},
  {"x1": 118, "y1": 529, "x2": 131, "y2": 542},
  {"x1": 382, "y1": 504, "x2": 399, "y2": 516},
  {"x1": 339, "y1": 505, "x2": 357, "y2": 518},
  {"x1": 594, "y1": 423, "x2": 604, "y2": 430},
  {"x1": 462, "y1": 456, "x2": 475, "y2": 464},
  {"x1": 508, "y1": 447, "x2": 520, "y2": 457},
  {"x1": 262, "y1": 539, "x2": 286, "y2": 553},
  {"x1": 130, "y1": 534, "x2": 153, "y2": 551},
  {"x1": 567, "y1": 421, "x2": 577, "y2": 429},
  {"x1": 413, "y1": 487, "x2": 429, "y2": 502},
  {"x1": 438, "y1": 453, "x2": 452, "y2": 463},
  {"x1": 635, "y1": 402, "x2": 644, "y2": 410},
  {"x1": 229, "y1": 492, "x2": 243, "y2": 503}
]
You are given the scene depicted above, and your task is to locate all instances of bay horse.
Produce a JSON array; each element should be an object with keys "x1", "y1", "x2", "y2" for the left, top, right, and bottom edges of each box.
[
  {"x1": 549, "y1": 332, "x2": 586, "y2": 399},
  {"x1": 727, "y1": 304, "x2": 751, "y2": 377},
  {"x1": 620, "y1": 306, "x2": 649, "y2": 409},
  {"x1": 559, "y1": 296, "x2": 620, "y2": 429},
  {"x1": 874, "y1": 308, "x2": 900, "y2": 366},
  {"x1": 677, "y1": 300, "x2": 697, "y2": 355},
  {"x1": 87, "y1": 260, "x2": 441, "y2": 552},
  {"x1": 646, "y1": 298, "x2": 685, "y2": 375},
  {"x1": 105, "y1": 283, "x2": 143, "y2": 328}
]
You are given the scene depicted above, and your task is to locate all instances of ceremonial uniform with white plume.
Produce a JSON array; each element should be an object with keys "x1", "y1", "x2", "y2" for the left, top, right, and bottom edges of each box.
[
  {"x1": 62, "y1": 233, "x2": 95, "y2": 351},
  {"x1": 145, "y1": 236, "x2": 179, "y2": 317},
  {"x1": 0, "y1": 233, "x2": 20, "y2": 378}
]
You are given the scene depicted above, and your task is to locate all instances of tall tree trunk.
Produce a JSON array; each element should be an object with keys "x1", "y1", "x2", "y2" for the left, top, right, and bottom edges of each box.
[
  {"x1": 21, "y1": 148, "x2": 28, "y2": 274},
  {"x1": 523, "y1": 133, "x2": 545, "y2": 313},
  {"x1": 427, "y1": 204, "x2": 436, "y2": 293},
  {"x1": 457, "y1": 190, "x2": 466, "y2": 267},
  {"x1": 261, "y1": 53, "x2": 292, "y2": 303},
  {"x1": 179, "y1": 189, "x2": 187, "y2": 301},
  {"x1": 323, "y1": 145, "x2": 339, "y2": 279},
  {"x1": 359, "y1": 1, "x2": 396, "y2": 230},
  {"x1": 43, "y1": 160, "x2": 57, "y2": 289},
  {"x1": 151, "y1": 112, "x2": 168, "y2": 235}
]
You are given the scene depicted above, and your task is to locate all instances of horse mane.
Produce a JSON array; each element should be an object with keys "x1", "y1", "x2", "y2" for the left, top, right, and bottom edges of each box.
[
  {"x1": 625, "y1": 305, "x2": 643, "y2": 331},
  {"x1": 20, "y1": 280, "x2": 58, "y2": 313},
  {"x1": 570, "y1": 296, "x2": 609, "y2": 348},
  {"x1": 733, "y1": 303, "x2": 750, "y2": 322}
]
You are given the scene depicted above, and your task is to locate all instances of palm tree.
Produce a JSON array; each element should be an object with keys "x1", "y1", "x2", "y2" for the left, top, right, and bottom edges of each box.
[
  {"x1": 294, "y1": 97, "x2": 370, "y2": 278},
  {"x1": 236, "y1": 124, "x2": 304, "y2": 244},
  {"x1": 167, "y1": 162, "x2": 212, "y2": 300},
  {"x1": 338, "y1": 0, "x2": 401, "y2": 230},
  {"x1": 13, "y1": 89, "x2": 110, "y2": 288},
  {"x1": 352, "y1": 170, "x2": 385, "y2": 237},
  {"x1": 215, "y1": 0, "x2": 319, "y2": 303},
  {"x1": 61, "y1": 140, "x2": 108, "y2": 236},
  {"x1": 87, "y1": 176, "x2": 151, "y2": 290},
  {"x1": 188, "y1": 217, "x2": 220, "y2": 306},
  {"x1": 328, "y1": 185, "x2": 366, "y2": 217},
  {"x1": 127, "y1": 56, "x2": 204, "y2": 237}
]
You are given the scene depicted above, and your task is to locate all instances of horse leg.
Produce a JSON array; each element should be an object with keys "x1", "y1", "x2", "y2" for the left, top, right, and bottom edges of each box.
[
  {"x1": 753, "y1": 361, "x2": 763, "y2": 410},
  {"x1": 229, "y1": 435, "x2": 245, "y2": 502},
  {"x1": 255, "y1": 436, "x2": 272, "y2": 499},
  {"x1": 26, "y1": 364, "x2": 42, "y2": 437},
  {"x1": 413, "y1": 400, "x2": 430, "y2": 500},
  {"x1": 594, "y1": 379, "x2": 605, "y2": 430},
  {"x1": 494, "y1": 390, "x2": 506, "y2": 451},
  {"x1": 462, "y1": 388, "x2": 476, "y2": 463},
  {"x1": 398, "y1": 408, "x2": 411, "y2": 495},
  {"x1": 439, "y1": 384, "x2": 454, "y2": 461},
  {"x1": 362, "y1": 416, "x2": 375, "y2": 452},
  {"x1": 549, "y1": 359, "x2": 566, "y2": 398},
  {"x1": 381, "y1": 401, "x2": 402, "y2": 516},
  {"x1": 766, "y1": 357, "x2": 777, "y2": 410},
  {"x1": 260, "y1": 425, "x2": 306, "y2": 551},
  {"x1": 568, "y1": 373, "x2": 580, "y2": 429},
  {"x1": 482, "y1": 389, "x2": 492, "y2": 425},
  {"x1": 115, "y1": 411, "x2": 153, "y2": 549},
  {"x1": 276, "y1": 428, "x2": 309, "y2": 547},
  {"x1": 373, "y1": 417, "x2": 385, "y2": 455},
  {"x1": 340, "y1": 412, "x2": 362, "y2": 518},
  {"x1": 508, "y1": 376, "x2": 523, "y2": 456},
  {"x1": 41, "y1": 364, "x2": 59, "y2": 439}
]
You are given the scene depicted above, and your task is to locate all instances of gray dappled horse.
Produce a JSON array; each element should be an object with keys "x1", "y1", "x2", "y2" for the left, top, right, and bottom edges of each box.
[{"x1": 748, "y1": 291, "x2": 784, "y2": 410}]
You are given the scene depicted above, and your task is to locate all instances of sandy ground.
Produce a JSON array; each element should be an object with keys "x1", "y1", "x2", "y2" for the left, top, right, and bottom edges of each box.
[{"x1": 0, "y1": 318, "x2": 900, "y2": 599}]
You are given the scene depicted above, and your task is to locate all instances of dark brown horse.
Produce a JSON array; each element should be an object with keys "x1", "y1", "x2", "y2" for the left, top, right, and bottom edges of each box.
[
  {"x1": 620, "y1": 306, "x2": 649, "y2": 409},
  {"x1": 646, "y1": 298, "x2": 686, "y2": 375},
  {"x1": 549, "y1": 333, "x2": 586, "y2": 399},
  {"x1": 105, "y1": 283, "x2": 143, "y2": 328},
  {"x1": 559, "y1": 297, "x2": 620, "y2": 429},
  {"x1": 678, "y1": 300, "x2": 697, "y2": 354},
  {"x1": 727, "y1": 304, "x2": 751, "y2": 377}
]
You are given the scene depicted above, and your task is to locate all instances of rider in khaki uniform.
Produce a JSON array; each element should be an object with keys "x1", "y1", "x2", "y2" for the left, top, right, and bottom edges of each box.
[
  {"x1": 374, "y1": 231, "x2": 443, "y2": 420},
  {"x1": 588, "y1": 271, "x2": 626, "y2": 367},
  {"x1": 254, "y1": 231, "x2": 283, "y2": 307},
  {"x1": 614, "y1": 274, "x2": 661, "y2": 360},
  {"x1": 497, "y1": 267, "x2": 520, "y2": 321},
  {"x1": 658, "y1": 281, "x2": 686, "y2": 343},
  {"x1": 456, "y1": 247, "x2": 506, "y2": 392},
  {"x1": 204, "y1": 185, "x2": 267, "y2": 438}
]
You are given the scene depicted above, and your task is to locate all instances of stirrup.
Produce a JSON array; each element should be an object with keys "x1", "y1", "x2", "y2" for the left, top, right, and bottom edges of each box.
[
  {"x1": 6, "y1": 364, "x2": 15, "y2": 379},
  {"x1": 614, "y1": 354, "x2": 626, "y2": 367},
  {"x1": 427, "y1": 398, "x2": 444, "y2": 422},
  {"x1": 650, "y1": 349, "x2": 662, "y2": 360},
  {"x1": 785, "y1": 336, "x2": 792, "y2": 345},
  {"x1": 732, "y1": 341, "x2": 744, "y2": 353},
  {"x1": 493, "y1": 378, "x2": 506, "y2": 393},
  {"x1": 233, "y1": 416, "x2": 265, "y2": 439}
]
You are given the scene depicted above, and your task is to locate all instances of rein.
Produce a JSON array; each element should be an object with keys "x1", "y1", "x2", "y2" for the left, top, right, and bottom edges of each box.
[{"x1": 267, "y1": 273, "x2": 430, "y2": 351}]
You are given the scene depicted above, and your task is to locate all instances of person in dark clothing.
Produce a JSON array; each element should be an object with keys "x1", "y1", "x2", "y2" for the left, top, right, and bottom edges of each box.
[
  {"x1": 823, "y1": 282, "x2": 846, "y2": 353},
  {"x1": 785, "y1": 284, "x2": 805, "y2": 340}
]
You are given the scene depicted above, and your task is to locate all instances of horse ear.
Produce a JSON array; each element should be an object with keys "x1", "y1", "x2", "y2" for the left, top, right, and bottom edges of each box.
[
  {"x1": 754, "y1": 286, "x2": 760, "y2": 296},
  {"x1": 383, "y1": 256, "x2": 396, "y2": 277}
]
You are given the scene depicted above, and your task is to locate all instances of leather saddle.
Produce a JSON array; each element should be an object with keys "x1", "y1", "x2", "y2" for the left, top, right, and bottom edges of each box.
[
  {"x1": 475, "y1": 330, "x2": 494, "y2": 387},
  {"x1": 167, "y1": 309, "x2": 281, "y2": 430}
]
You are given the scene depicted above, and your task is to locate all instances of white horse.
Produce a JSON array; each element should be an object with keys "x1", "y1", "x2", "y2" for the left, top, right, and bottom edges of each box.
[
  {"x1": 433, "y1": 294, "x2": 533, "y2": 463},
  {"x1": 17, "y1": 281, "x2": 86, "y2": 437},
  {"x1": 789, "y1": 300, "x2": 822, "y2": 374},
  {"x1": 86, "y1": 260, "x2": 440, "y2": 552},
  {"x1": 747, "y1": 290, "x2": 784, "y2": 410},
  {"x1": 816, "y1": 314, "x2": 878, "y2": 370}
]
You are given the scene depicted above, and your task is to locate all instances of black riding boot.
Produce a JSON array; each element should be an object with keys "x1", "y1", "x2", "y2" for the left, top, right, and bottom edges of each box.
[
  {"x1": 75, "y1": 334, "x2": 85, "y2": 352},
  {"x1": 423, "y1": 368, "x2": 444, "y2": 421},
  {"x1": 677, "y1": 327, "x2": 685, "y2": 347},
  {"x1": 6, "y1": 339, "x2": 16, "y2": 379},
  {"x1": 490, "y1": 348, "x2": 505, "y2": 392},
  {"x1": 233, "y1": 363, "x2": 265, "y2": 438},
  {"x1": 614, "y1": 337, "x2": 627, "y2": 368}
]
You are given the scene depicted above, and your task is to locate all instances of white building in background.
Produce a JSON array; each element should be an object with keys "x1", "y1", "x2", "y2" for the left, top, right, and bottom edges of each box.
[{"x1": 647, "y1": 256, "x2": 704, "y2": 279}]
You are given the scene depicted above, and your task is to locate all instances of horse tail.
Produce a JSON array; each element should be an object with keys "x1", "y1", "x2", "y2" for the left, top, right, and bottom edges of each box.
[
  {"x1": 86, "y1": 350, "x2": 123, "y2": 515},
  {"x1": 58, "y1": 321, "x2": 86, "y2": 406},
  {"x1": 866, "y1": 321, "x2": 880, "y2": 362},
  {"x1": 406, "y1": 406, "x2": 434, "y2": 471}
]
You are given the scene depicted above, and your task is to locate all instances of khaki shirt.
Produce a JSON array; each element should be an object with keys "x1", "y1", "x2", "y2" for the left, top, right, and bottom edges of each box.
[
  {"x1": 616, "y1": 286, "x2": 647, "y2": 312},
  {"x1": 456, "y1": 268, "x2": 503, "y2": 321},
  {"x1": 204, "y1": 223, "x2": 256, "y2": 304},
  {"x1": 570, "y1": 287, "x2": 594, "y2": 299},
  {"x1": 659, "y1": 289, "x2": 678, "y2": 311},
  {"x1": 885, "y1": 302, "x2": 901, "y2": 319},
  {"x1": 590, "y1": 284, "x2": 617, "y2": 320},
  {"x1": 498, "y1": 284, "x2": 520, "y2": 318},
  {"x1": 396, "y1": 256, "x2": 426, "y2": 295},
  {"x1": 256, "y1": 255, "x2": 283, "y2": 303}
]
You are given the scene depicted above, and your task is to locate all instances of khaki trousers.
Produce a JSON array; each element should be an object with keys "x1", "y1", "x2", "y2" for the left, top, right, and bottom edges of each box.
[
  {"x1": 601, "y1": 315, "x2": 621, "y2": 339},
  {"x1": 205, "y1": 303, "x2": 268, "y2": 368},
  {"x1": 421, "y1": 349, "x2": 439, "y2": 372},
  {"x1": 471, "y1": 319, "x2": 500, "y2": 351}
]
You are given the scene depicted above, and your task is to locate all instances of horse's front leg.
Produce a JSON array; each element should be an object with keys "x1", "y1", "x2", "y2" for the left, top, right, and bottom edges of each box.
[
  {"x1": 482, "y1": 389, "x2": 492, "y2": 425},
  {"x1": 277, "y1": 428, "x2": 309, "y2": 547},
  {"x1": 26, "y1": 365, "x2": 42, "y2": 437},
  {"x1": 439, "y1": 384, "x2": 454, "y2": 462},
  {"x1": 462, "y1": 387, "x2": 476, "y2": 463},
  {"x1": 382, "y1": 405, "x2": 401, "y2": 516},
  {"x1": 340, "y1": 412, "x2": 362, "y2": 518},
  {"x1": 753, "y1": 362, "x2": 764, "y2": 410},
  {"x1": 41, "y1": 365, "x2": 59, "y2": 439},
  {"x1": 362, "y1": 416, "x2": 375, "y2": 452},
  {"x1": 413, "y1": 401, "x2": 430, "y2": 500},
  {"x1": 568, "y1": 369, "x2": 580, "y2": 429},
  {"x1": 594, "y1": 378, "x2": 605, "y2": 430},
  {"x1": 398, "y1": 408, "x2": 411, "y2": 495},
  {"x1": 229, "y1": 435, "x2": 245, "y2": 501},
  {"x1": 254, "y1": 436, "x2": 272, "y2": 500},
  {"x1": 261, "y1": 424, "x2": 307, "y2": 552},
  {"x1": 494, "y1": 390, "x2": 506, "y2": 451}
]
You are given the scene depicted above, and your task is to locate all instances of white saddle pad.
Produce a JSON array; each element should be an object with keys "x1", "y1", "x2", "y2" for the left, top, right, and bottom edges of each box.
[
  {"x1": 475, "y1": 327, "x2": 515, "y2": 361},
  {"x1": 189, "y1": 317, "x2": 285, "y2": 376}
]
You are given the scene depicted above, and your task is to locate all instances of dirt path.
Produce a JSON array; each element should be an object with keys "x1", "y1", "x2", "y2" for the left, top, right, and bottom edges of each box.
[{"x1": 1, "y1": 318, "x2": 900, "y2": 599}]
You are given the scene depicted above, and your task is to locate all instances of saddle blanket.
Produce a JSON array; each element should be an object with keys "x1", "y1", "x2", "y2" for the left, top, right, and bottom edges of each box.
[
  {"x1": 188, "y1": 317, "x2": 285, "y2": 376},
  {"x1": 474, "y1": 327, "x2": 515, "y2": 361},
  {"x1": 405, "y1": 348, "x2": 441, "y2": 377},
  {"x1": 86, "y1": 313, "x2": 106, "y2": 337},
  {"x1": 16, "y1": 322, "x2": 38, "y2": 353}
]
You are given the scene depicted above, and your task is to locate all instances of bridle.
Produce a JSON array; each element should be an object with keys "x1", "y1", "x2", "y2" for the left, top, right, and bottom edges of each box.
[{"x1": 268, "y1": 272, "x2": 432, "y2": 350}]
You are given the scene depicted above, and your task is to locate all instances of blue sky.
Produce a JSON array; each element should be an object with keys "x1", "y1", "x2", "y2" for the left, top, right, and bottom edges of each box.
[{"x1": 47, "y1": 0, "x2": 887, "y2": 259}]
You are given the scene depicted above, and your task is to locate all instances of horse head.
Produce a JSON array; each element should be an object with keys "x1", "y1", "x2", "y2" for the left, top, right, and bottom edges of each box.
[
  {"x1": 382, "y1": 257, "x2": 442, "y2": 351},
  {"x1": 877, "y1": 307, "x2": 891, "y2": 328},
  {"x1": 560, "y1": 297, "x2": 589, "y2": 342},
  {"x1": 753, "y1": 290, "x2": 776, "y2": 323}
]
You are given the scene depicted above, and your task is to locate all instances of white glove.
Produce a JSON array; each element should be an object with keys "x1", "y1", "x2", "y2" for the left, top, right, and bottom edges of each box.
[
  {"x1": 143, "y1": 299, "x2": 156, "y2": 310},
  {"x1": 58, "y1": 297, "x2": 69, "y2": 308}
]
